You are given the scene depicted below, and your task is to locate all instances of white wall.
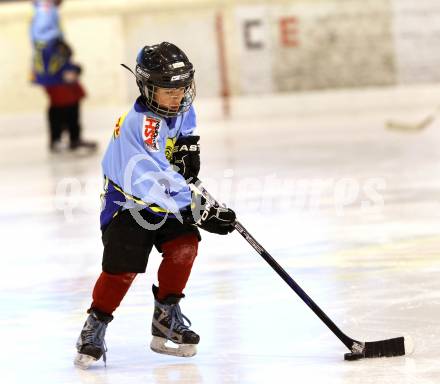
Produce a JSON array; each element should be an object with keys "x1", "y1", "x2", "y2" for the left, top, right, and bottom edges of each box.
[
  {"x1": 2, "y1": 0, "x2": 440, "y2": 114},
  {"x1": 392, "y1": 0, "x2": 440, "y2": 84}
]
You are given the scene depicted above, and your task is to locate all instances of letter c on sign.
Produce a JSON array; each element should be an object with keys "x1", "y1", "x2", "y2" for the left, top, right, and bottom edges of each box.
[{"x1": 244, "y1": 20, "x2": 263, "y2": 50}]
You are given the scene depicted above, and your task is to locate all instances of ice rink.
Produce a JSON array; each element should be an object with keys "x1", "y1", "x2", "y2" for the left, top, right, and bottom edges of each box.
[{"x1": 1, "y1": 90, "x2": 440, "y2": 384}]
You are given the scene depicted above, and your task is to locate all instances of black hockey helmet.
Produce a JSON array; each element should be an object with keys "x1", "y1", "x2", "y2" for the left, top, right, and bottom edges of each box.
[{"x1": 135, "y1": 42, "x2": 196, "y2": 117}]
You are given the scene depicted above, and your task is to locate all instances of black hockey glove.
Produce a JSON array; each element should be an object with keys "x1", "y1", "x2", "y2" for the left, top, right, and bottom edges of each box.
[
  {"x1": 172, "y1": 135, "x2": 200, "y2": 181},
  {"x1": 182, "y1": 193, "x2": 236, "y2": 235}
]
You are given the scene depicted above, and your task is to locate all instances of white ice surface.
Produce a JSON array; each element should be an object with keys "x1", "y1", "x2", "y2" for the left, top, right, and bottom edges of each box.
[{"x1": 1, "y1": 93, "x2": 440, "y2": 384}]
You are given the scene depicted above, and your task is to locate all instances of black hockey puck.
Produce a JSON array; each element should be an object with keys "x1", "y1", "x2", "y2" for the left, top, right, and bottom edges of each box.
[{"x1": 344, "y1": 352, "x2": 363, "y2": 361}]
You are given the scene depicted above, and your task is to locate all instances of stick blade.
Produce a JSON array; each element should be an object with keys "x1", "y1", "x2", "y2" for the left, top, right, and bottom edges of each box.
[
  {"x1": 364, "y1": 337, "x2": 405, "y2": 357},
  {"x1": 345, "y1": 336, "x2": 414, "y2": 360},
  {"x1": 386, "y1": 116, "x2": 434, "y2": 132}
]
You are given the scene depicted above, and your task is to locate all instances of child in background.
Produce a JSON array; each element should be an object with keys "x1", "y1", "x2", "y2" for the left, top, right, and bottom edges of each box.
[{"x1": 30, "y1": 0, "x2": 97, "y2": 153}]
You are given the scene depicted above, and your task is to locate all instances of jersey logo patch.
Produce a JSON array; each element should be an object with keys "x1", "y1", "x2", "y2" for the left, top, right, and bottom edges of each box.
[
  {"x1": 112, "y1": 112, "x2": 128, "y2": 140},
  {"x1": 143, "y1": 116, "x2": 161, "y2": 151},
  {"x1": 165, "y1": 137, "x2": 177, "y2": 162}
]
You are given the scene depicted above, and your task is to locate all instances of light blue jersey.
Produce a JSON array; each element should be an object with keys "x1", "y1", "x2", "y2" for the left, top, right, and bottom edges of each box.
[
  {"x1": 100, "y1": 98, "x2": 197, "y2": 228},
  {"x1": 30, "y1": 1, "x2": 63, "y2": 43}
]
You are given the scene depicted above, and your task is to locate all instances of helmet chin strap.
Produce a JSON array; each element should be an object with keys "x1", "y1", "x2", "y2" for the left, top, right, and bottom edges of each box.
[
  {"x1": 120, "y1": 63, "x2": 136, "y2": 77},
  {"x1": 121, "y1": 63, "x2": 150, "y2": 108}
]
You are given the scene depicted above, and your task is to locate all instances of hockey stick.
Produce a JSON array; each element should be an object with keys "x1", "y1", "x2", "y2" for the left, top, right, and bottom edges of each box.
[
  {"x1": 385, "y1": 109, "x2": 437, "y2": 132},
  {"x1": 192, "y1": 180, "x2": 414, "y2": 360}
]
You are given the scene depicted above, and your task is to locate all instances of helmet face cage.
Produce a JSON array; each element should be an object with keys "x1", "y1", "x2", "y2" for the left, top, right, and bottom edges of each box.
[{"x1": 139, "y1": 79, "x2": 196, "y2": 118}]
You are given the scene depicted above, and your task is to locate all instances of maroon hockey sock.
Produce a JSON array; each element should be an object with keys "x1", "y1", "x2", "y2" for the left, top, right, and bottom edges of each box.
[
  {"x1": 91, "y1": 272, "x2": 137, "y2": 315},
  {"x1": 157, "y1": 234, "x2": 199, "y2": 300}
]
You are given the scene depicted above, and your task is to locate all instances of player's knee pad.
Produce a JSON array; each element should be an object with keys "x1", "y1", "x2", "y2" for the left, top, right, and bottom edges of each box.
[
  {"x1": 119, "y1": 272, "x2": 137, "y2": 284},
  {"x1": 162, "y1": 233, "x2": 198, "y2": 266}
]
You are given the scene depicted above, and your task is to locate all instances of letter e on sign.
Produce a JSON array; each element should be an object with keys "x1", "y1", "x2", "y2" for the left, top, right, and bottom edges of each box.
[{"x1": 280, "y1": 17, "x2": 299, "y2": 47}]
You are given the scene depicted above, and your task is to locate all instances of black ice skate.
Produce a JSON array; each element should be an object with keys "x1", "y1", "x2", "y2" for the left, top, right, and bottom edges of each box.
[
  {"x1": 49, "y1": 140, "x2": 64, "y2": 154},
  {"x1": 150, "y1": 285, "x2": 200, "y2": 357},
  {"x1": 74, "y1": 308, "x2": 113, "y2": 369}
]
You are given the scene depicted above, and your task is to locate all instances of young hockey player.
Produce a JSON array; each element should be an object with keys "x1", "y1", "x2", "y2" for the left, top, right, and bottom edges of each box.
[
  {"x1": 30, "y1": 0, "x2": 97, "y2": 153},
  {"x1": 74, "y1": 42, "x2": 236, "y2": 369}
]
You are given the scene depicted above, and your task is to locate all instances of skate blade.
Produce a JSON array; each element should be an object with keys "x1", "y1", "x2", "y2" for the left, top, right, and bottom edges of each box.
[
  {"x1": 150, "y1": 336, "x2": 197, "y2": 357},
  {"x1": 74, "y1": 353, "x2": 97, "y2": 369}
]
